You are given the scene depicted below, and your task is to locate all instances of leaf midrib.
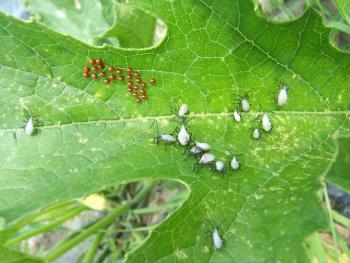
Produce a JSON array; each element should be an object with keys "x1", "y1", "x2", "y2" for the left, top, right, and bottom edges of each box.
[{"x1": 0, "y1": 110, "x2": 348, "y2": 133}]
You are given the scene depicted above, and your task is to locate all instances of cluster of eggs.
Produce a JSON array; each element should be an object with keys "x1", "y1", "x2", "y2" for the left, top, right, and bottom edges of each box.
[{"x1": 83, "y1": 58, "x2": 156, "y2": 103}]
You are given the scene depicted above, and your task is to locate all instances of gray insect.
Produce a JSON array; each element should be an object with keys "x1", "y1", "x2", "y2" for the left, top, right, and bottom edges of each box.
[
  {"x1": 173, "y1": 103, "x2": 190, "y2": 122},
  {"x1": 213, "y1": 160, "x2": 225, "y2": 174},
  {"x1": 177, "y1": 125, "x2": 191, "y2": 146},
  {"x1": 235, "y1": 93, "x2": 250, "y2": 112},
  {"x1": 230, "y1": 156, "x2": 240, "y2": 170},
  {"x1": 193, "y1": 153, "x2": 216, "y2": 172},
  {"x1": 206, "y1": 219, "x2": 226, "y2": 250},
  {"x1": 261, "y1": 113, "x2": 272, "y2": 132},
  {"x1": 195, "y1": 141, "x2": 211, "y2": 152},
  {"x1": 251, "y1": 127, "x2": 262, "y2": 140},
  {"x1": 178, "y1": 104, "x2": 189, "y2": 119},
  {"x1": 185, "y1": 146, "x2": 203, "y2": 160},
  {"x1": 212, "y1": 228, "x2": 224, "y2": 249},
  {"x1": 23, "y1": 109, "x2": 39, "y2": 136},
  {"x1": 228, "y1": 151, "x2": 242, "y2": 170},
  {"x1": 155, "y1": 134, "x2": 176, "y2": 145},
  {"x1": 154, "y1": 121, "x2": 177, "y2": 146},
  {"x1": 233, "y1": 109, "x2": 241, "y2": 123},
  {"x1": 276, "y1": 80, "x2": 289, "y2": 107}
]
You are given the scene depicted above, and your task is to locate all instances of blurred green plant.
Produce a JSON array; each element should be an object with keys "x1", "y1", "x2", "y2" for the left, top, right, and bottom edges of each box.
[
  {"x1": 254, "y1": 0, "x2": 350, "y2": 52},
  {"x1": 25, "y1": 0, "x2": 162, "y2": 48}
]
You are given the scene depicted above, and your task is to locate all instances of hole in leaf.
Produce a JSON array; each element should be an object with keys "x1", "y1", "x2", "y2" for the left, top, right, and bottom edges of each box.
[
  {"x1": 20, "y1": 0, "x2": 167, "y2": 48},
  {"x1": 0, "y1": 179, "x2": 188, "y2": 261}
]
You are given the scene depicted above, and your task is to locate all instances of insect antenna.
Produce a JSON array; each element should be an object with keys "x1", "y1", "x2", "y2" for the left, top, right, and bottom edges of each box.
[
  {"x1": 23, "y1": 107, "x2": 30, "y2": 120},
  {"x1": 153, "y1": 120, "x2": 160, "y2": 144},
  {"x1": 205, "y1": 218, "x2": 215, "y2": 229},
  {"x1": 276, "y1": 79, "x2": 287, "y2": 88},
  {"x1": 232, "y1": 93, "x2": 243, "y2": 99}
]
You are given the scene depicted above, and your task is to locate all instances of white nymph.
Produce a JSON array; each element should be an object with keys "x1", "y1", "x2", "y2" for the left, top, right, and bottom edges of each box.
[
  {"x1": 199, "y1": 153, "x2": 215, "y2": 164},
  {"x1": 252, "y1": 128, "x2": 261, "y2": 140},
  {"x1": 241, "y1": 97, "x2": 250, "y2": 112},
  {"x1": 195, "y1": 141, "x2": 210, "y2": 152},
  {"x1": 155, "y1": 134, "x2": 176, "y2": 144},
  {"x1": 214, "y1": 161, "x2": 225, "y2": 173},
  {"x1": 178, "y1": 104, "x2": 189, "y2": 118},
  {"x1": 212, "y1": 228, "x2": 224, "y2": 249},
  {"x1": 25, "y1": 117, "x2": 35, "y2": 136},
  {"x1": 189, "y1": 146, "x2": 202, "y2": 155},
  {"x1": 277, "y1": 85, "x2": 288, "y2": 106},
  {"x1": 262, "y1": 113, "x2": 272, "y2": 132},
  {"x1": 233, "y1": 109, "x2": 241, "y2": 122},
  {"x1": 177, "y1": 125, "x2": 190, "y2": 146},
  {"x1": 230, "y1": 156, "x2": 240, "y2": 170}
]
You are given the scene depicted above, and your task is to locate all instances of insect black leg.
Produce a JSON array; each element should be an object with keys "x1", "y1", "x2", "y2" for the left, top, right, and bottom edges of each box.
[
  {"x1": 153, "y1": 137, "x2": 159, "y2": 144},
  {"x1": 182, "y1": 147, "x2": 188, "y2": 154},
  {"x1": 193, "y1": 163, "x2": 199, "y2": 172},
  {"x1": 196, "y1": 165, "x2": 203, "y2": 173},
  {"x1": 184, "y1": 153, "x2": 193, "y2": 161},
  {"x1": 23, "y1": 108, "x2": 30, "y2": 119},
  {"x1": 172, "y1": 126, "x2": 180, "y2": 135}
]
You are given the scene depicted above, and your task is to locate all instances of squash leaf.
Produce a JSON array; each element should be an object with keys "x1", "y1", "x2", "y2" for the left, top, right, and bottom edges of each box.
[{"x1": 0, "y1": 0, "x2": 349, "y2": 262}]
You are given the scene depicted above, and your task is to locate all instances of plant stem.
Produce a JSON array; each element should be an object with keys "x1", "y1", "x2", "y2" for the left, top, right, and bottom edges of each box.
[
  {"x1": 46, "y1": 181, "x2": 156, "y2": 262},
  {"x1": 35, "y1": 201, "x2": 80, "y2": 223},
  {"x1": 323, "y1": 185, "x2": 340, "y2": 263},
  {"x1": 6, "y1": 205, "x2": 86, "y2": 246},
  {"x1": 332, "y1": 210, "x2": 350, "y2": 229},
  {"x1": 81, "y1": 231, "x2": 105, "y2": 263},
  {"x1": 131, "y1": 200, "x2": 182, "y2": 214},
  {"x1": 95, "y1": 248, "x2": 110, "y2": 263}
]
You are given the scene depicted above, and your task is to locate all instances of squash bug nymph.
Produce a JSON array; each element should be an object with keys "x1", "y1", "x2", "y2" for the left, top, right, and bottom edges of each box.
[
  {"x1": 178, "y1": 104, "x2": 189, "y2": 119},
  {"x1": 255, "y1": 103, "x2": 273, "y2": 133},
  {"x1": 177, "y1": 125, "x2": 191, "y2": 146},
  {"x1": 193, "y1": 153, "x2": 216, "y2": 172},
  {"x1": 213, "y1": 160, "x2": 225, "y2": 174},
  {"x1": 212, "y1": 228, "x2": 224, "y2": 249},
  {"x1": 228, "y1": 151, "x2": 242, "y2": 170},
  {"x1": 205, "y1": 219, "x2": 226, "y2": 250},
  {"x1": 154, "y1": 121, "x2": 176, "y2": 146},
  {"x1": 185, "y1": 146, "x2": 203, "y2": 160},
  {"x1": 235, "y1": 93, "x2": 250, "y2": 112},
  {"x1": 195, "y1": 141, "x2": 210, "y2": 152},
  {"x1": 156, "y1": 134, "x2": 176, "y2": 144},
  {"x1": 172, "y1": 103, "x2": 190, "y2": 123},
  {"x1": 25, "y1": 117, "x2": 35, "y2": 136},
  {"x1": 277, "y1": 80, "x2": 289, "y2": 107},
  {"x1": 251, "y1": 127, "x2": 262, "y2": 140},
  {"x1": 23, "y1": 109, "x2": 39, "y2": 136},
  {"x1": 230, "y1": 156, "x2": 240, "y2": 170},
  {"x1": 233, "y1": 109, "x2": 241, "y2": 123},
  {"x1": 262, "y1": 113, "x2": 272, "y2": 132}
]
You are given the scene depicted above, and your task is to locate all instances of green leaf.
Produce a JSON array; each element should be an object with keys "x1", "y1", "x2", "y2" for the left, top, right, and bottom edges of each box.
[
  {"x1": 332, "y1": 0, "x2": 350, "y2": 25},
  {"x1": 326, "y1": 137, "x2": 350, "y2": 192},
  {"x1": 25, "y1": 0, "x2": 115, "y2": 45},
  {"x1": 0, "y1": 245, "x2": 43, "y2": 263},
  {"x1": 252, "y1": 0, "x2": 306, "y2": 21},
  {"x1": 310, "y1": 0, "x2": 350, "y2": 35},
  {"x1": 0, "y1": 0, "x2": 349, "y2": 262},
  {"x1": 254, "y1": 0, "x2": 350, "y2": 52},
  {"x1": 100, "y1": 2, "x2": 158, "y2": 48},
  {"x1": 26, "y1": 0, "x2": 158, "y2": 48}
]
